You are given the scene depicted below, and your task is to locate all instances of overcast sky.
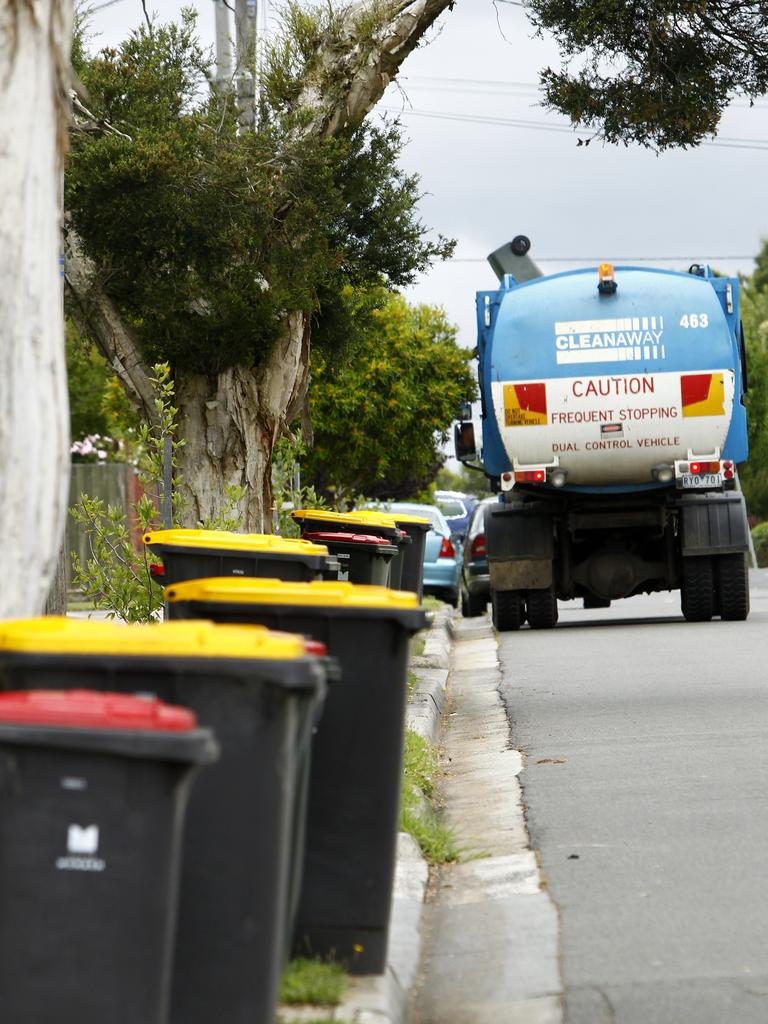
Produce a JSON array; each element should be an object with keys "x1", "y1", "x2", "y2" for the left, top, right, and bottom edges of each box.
[{"x1": 86, "y1": 0, "x2": 768, "y2": 350}]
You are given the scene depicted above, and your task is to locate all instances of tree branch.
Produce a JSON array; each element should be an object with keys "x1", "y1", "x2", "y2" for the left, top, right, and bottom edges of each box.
[
  {"x1": 297, "y1": 0, "x2": 457, "y2": 139},
  {"x1": 64, "y1": 226, "x2": 159, "y2": 427}
]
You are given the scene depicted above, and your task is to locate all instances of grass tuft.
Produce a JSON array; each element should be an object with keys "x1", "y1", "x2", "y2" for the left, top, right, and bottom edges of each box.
[
  {"x1": 279, "y1": 958, "x2": 347, "y2": 1006},
  {"x1": 400, "y1": 729, "x2": 460, "y2": 864}
]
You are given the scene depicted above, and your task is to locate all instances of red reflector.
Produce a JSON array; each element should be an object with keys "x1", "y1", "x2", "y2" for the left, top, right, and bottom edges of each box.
[
  {"x1": 723, "y1": 461, "x2": 733, "y2": 470},
  {"x1": 439, "y1": 537, "x2": 456, "y2": 559},
  {"x1": 724, "y1": 468, "x2": 734, "y2": 480},
  {"x1": 471, "y1": 535, "x2": 486, "y2": 558},
  {"x1": 502, "y1": 472, "x2": 513, "y2": 482},
  {"x1": 514, "y1": 470, "x2": 546, "y2": 483},
  {"x1": 689, "y1": 461, "x2": 720, "y2": 475}
]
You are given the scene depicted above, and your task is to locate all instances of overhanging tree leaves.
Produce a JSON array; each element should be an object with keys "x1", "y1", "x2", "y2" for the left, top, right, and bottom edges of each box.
[
  {"x1": 528, "y1": 0, "x2": 768, "y2": 148},
  {"x1": 739, "y1": 259, "x2": 768, "y2": 519},
  {"x1": 65, "y1": 1, "x2": 457, "y2": 531},
  {"x1": 303, "y1": 291, "x2": 476, "y2": 502}
]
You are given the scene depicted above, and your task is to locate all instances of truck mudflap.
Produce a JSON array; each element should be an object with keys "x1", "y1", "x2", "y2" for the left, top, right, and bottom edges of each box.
[
  {"x1": 484, "y1": 502, "x2": 554, "y2": 589},
  {"x1": 678, "y1": 491, "x2": 750, "y2": 557}
]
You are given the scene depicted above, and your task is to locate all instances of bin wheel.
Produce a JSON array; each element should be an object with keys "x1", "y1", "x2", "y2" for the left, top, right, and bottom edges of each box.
[
  {"x1": 681, "y1": 556, "x2": 715, "y2": 622},
  {"x1": 491, "y1": 590, "x2": 523, "y2": 631},
  {"x1": 526, "y1": 585, "x2": 558, "y2": 630},
  {"x1": 714, "y1": 554, "x2": 750, "y2": 621},
  {"x1": 462, "y1": 589, "x2": 487, "y2": 618},
  {"x1": 583, "y1": 595, "x2": 611, "y2": 610}
]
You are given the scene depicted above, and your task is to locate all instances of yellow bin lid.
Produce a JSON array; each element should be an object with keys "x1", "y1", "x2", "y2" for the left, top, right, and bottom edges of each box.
[
  {"x1": 0, "y1": 617, "x2": 309, "y2": 661},
  {"x1": 143, "y1": 529, "x2": 329, "y2": 556},
  {"x1": 165, "y1": 577, "x2": 420, "y2": 610},
  {"x1": 355, "y1": 509, "x2": 431, "y2": 528},
  {"x1": 290, "y1": 509, "x2": 398, "y2": 535}
]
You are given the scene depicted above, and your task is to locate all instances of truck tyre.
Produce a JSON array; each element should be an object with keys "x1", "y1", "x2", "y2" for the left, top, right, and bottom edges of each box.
[
  {"x1": 491, "y1": 590, "x2": 523, "y2": 631},
  {"x1": 714, "y1": 554, "x2": 750, "y2": 621},
  {"x1": 526, "y1": 585, "x2": 558, "y2": 629},
  {"x1": 681, "y1": 556, "x2": 715, "y2": 622},
  {"x1": 462, "y1": 589, "x2": 487, "y2": 618}
]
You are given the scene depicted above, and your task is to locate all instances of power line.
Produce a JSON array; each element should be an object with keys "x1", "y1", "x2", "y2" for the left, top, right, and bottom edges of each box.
[{"x1": 382, "y1": 106, "x2": 768, "y2": 152}]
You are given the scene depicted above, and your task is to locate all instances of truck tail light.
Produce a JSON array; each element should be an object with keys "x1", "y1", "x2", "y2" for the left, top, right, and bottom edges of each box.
[
  {"x1": 688, "y1": 460, "x2": 720, "y2": 475},
  {"x1": 471, "y1": 535, "x2": 486, "y2": 558},
  {"x1": 439, "y1": 537, "x2": 456, "y2": 559},
  {"x1": 723, "y1": 460, "x2": 735, "y2": 480},
  {"x1": 515, "y1": 470, "x2": 546, "y2": 484}
]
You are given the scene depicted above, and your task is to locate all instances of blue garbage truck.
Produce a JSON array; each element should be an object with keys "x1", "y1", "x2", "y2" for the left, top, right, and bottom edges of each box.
[{"x1": 455, "y1": 236, "x2": 752, "y2": 629}]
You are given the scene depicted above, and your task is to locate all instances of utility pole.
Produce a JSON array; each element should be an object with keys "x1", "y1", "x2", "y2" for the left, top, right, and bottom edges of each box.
[
  {"x1": 235, "y1": 0, "x2": 257, "y2": 126},
  {"x1": 214, "y1": 0, "x2": 233, "y2": 90}
]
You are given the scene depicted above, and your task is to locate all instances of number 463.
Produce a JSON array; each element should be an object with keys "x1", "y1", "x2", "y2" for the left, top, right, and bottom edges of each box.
[{"x1": 680, "y1": 313, "x2": 709, "y2": 328}]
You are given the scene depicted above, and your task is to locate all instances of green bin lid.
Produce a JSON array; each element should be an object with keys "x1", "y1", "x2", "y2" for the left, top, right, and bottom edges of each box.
[
  {"x1": 165, "y1": 577, "x2": 421, "y2": 610},
  {"x1": 0, "y1": 617, "x2": 310, "y2": 662},
  {"x1": 143, "y1": 528, "x2": 330, "y2": 557}
]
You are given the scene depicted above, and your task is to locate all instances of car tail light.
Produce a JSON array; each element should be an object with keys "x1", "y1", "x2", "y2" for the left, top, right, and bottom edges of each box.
[
  {"x1": 149, "y1": 563, "x2": 165, "y2": 579},
  {"x1": 471, "y1": 535, "x2": 486, "y2": 558},
  {"x1": 514, "y1": 470, "x2": 546, "y2": 484},
  {"x1": 688, "y1": 460, "x2": 720, "y2": 475},
  {"x1": 439, "y1": 537, "x2": 456, "y2": 559}
]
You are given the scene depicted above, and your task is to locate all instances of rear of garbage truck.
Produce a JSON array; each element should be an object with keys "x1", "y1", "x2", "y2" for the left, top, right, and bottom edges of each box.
[{"x1": 456, "y1": 236, "x2": 751, "y2": 628}]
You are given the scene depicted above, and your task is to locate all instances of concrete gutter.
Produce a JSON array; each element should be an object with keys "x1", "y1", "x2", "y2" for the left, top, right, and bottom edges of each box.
[{"x1": 280, "y1": 607, "x2": 454, "y2": 1024}]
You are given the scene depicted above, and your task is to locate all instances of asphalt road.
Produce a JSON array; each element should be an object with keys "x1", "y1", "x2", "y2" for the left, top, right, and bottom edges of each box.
[{"x1": 498, "y1": 571, "x2": 768, "y2": 1024}]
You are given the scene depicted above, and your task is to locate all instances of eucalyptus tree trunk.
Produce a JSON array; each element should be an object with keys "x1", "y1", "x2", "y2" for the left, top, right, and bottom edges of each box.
[
  {"x1": 0, "y1": 1, "x2": 72, "y2": 618},
  {"x1": 176, "y1": 312, "x2": 310, "y2": 531}
]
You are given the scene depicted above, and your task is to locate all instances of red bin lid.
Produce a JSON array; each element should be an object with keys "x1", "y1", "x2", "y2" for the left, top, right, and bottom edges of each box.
[
  {"x1": 303, "y1": 639, "x2": 328, "y2": 657},
  {"x1": 0, "y1": 690, "x2": 197, "y2": 732},
  {"x1": 302, "y1": 531, "x2": 393, "y2": 546}
]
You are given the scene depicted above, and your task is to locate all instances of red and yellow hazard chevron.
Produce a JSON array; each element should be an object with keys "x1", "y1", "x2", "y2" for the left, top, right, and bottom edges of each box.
[
  {"x1": 503, "y1": 383, "x2": 548, "y2": 427},
  {"x1": 680, "y1": 373, "x2": 725, "y2": 418}
]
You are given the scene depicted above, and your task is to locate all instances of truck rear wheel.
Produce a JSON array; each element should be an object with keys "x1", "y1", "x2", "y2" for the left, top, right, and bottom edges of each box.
[
  {"x1": 714, "y1": 554, "x2": 750, "y2": 621},
  {"x1": 491, "y1": 590, "x2": 523, "y2": 631},
  {"x1": 681, "y1": 556, "x2": 715, "y2": 622},
  {"x1": 526, "y1": 585, "x2": 558, "y2": 629}
]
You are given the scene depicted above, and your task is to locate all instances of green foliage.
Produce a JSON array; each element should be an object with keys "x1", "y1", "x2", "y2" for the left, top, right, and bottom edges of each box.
[
  {"x1": 279, "y1": 958, "x2": 347, "y2": 1006},
  {"x1": 435, "y1": 465, "x2": 491, "y2": 500},
  {"x1": 303, "y1": 290, "x2": 476, "y2": 503},
  {"x1": 69, "y1": 365, "x2": 181, "y2": 621},
  {"x1": 739, "y1": 255, "x2": 768, "y2": 518},
  {"x1": 752, "y1": 522, "x2": 768, "y2": 567},
  {"x1": 400, "y1": 729, "x2": 460, "y2": 865},
  {"x1": 273, "y1": 435, "x2": 329, "y2": 536},
  {"x1": 66, "y1": 323, "x2": 112, "y2": 438},
  {"x1": 67, "y1": 9, "x2": 453, "y2": 376},
  {"x1": 528, "y1": 0, "x2": 768, "y2": 149}
]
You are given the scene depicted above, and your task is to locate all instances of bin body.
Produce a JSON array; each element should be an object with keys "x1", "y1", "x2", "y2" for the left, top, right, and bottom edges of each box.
[
  {"x1": 302, "y1": 531, "x2": 396, "y2": 586},
  {"x1": 143, "y1": 529, "x2": 338, "y2": 589},
  {"x1": 165, "y1": 580, "x2": 427, "y2": 972},
  {"x1": 0, "y1": 689, "x2": 215, "y2": 1024},
  {"x1": 392, "y1": 519, "x2": 430, "y2": 599},
  {"x1": 0, "y1": 619, "x2": 326, "y2": 1024}
]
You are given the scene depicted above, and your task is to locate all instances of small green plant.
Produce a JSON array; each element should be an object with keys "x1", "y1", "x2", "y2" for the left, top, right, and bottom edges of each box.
[
  {"x1": 752, "y1": 521, "x2": 768, "y2": 567},
  {"x1": 199, "y1": 484, "x2": 246, "y2": 531},
  {"x1": 279, "y1": 958, "x2": 347, "y2": 1006},
  {"x1": 400, "y1": 729, "x2": 460, "y2": 864},
  {"x1": 70, "y1": 364, "x2": 184, "y2": 622}
]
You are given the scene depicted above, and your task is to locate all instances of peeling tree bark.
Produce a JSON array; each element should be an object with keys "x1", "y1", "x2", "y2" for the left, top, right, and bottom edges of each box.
[
  {"x1": 65, "y1": 0, "x2": 457, "y2": 532},
  {"x1": 0, "y1": 0, "x2": 73, "y2": 618}
]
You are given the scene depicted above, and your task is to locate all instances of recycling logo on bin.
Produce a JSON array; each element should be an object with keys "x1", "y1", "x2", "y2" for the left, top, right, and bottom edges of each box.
[{"x1": 56, "y1": 824, "x2": 106, "y2": 873}]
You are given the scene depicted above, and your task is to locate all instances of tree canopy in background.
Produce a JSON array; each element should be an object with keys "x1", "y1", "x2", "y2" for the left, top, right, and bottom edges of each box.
[
  {"x1": 739, "y1": 254, "x2": 768, "y2": 519},
  {"x1": 67, "y1": 10, "x2": 451, "y2": 378},
  {"x1": 528, "y1": 0, "x2": 768, "y2": 149},
  {"x1": 302, "y1": 291, "x2": 476, "y2": 503}
]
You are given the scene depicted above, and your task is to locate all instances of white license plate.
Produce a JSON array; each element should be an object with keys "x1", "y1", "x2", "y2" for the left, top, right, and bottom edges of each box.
[{"x1": 679, "y1": 473, "x2": 721, "y2": 489}]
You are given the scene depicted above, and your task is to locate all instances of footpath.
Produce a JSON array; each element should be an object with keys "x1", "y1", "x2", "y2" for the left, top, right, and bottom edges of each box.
[{"x1": 281, "y1": 611, "x2": 563, "y2": 1024}]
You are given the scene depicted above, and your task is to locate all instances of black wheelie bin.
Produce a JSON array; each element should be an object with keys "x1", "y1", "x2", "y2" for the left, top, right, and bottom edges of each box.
[
  {"x1": 354, "y1": 510, "x2": 430, "y2": 598},
  {"x1": 164, "y1": 577, "x2": 427, "y2": 973},
  {"x1": 0, "y1": 633, "x2": 217, "y2": 1024},
  {"x1": 143, "y1": 528, "x2": 339, "y2": 587},
  {"x1": 291, "y1": 510, "x2": 410, "y2": 587},
  {"x1": 0, "y1": 617, "x2": 328, "y2": 1024},
  {"x1": 302, "y1": 531, "x2": 398, "y2": 586}
]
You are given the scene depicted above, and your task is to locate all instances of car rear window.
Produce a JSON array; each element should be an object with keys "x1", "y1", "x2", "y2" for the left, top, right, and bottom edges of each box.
[{"x1": 437, "y1": 499, "x2": 465, "y2": 517}]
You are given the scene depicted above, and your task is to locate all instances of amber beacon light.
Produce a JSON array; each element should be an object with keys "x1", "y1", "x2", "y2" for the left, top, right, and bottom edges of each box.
[{"x1": 598, "y1": 262, "x2": 618, "y2": 295}]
